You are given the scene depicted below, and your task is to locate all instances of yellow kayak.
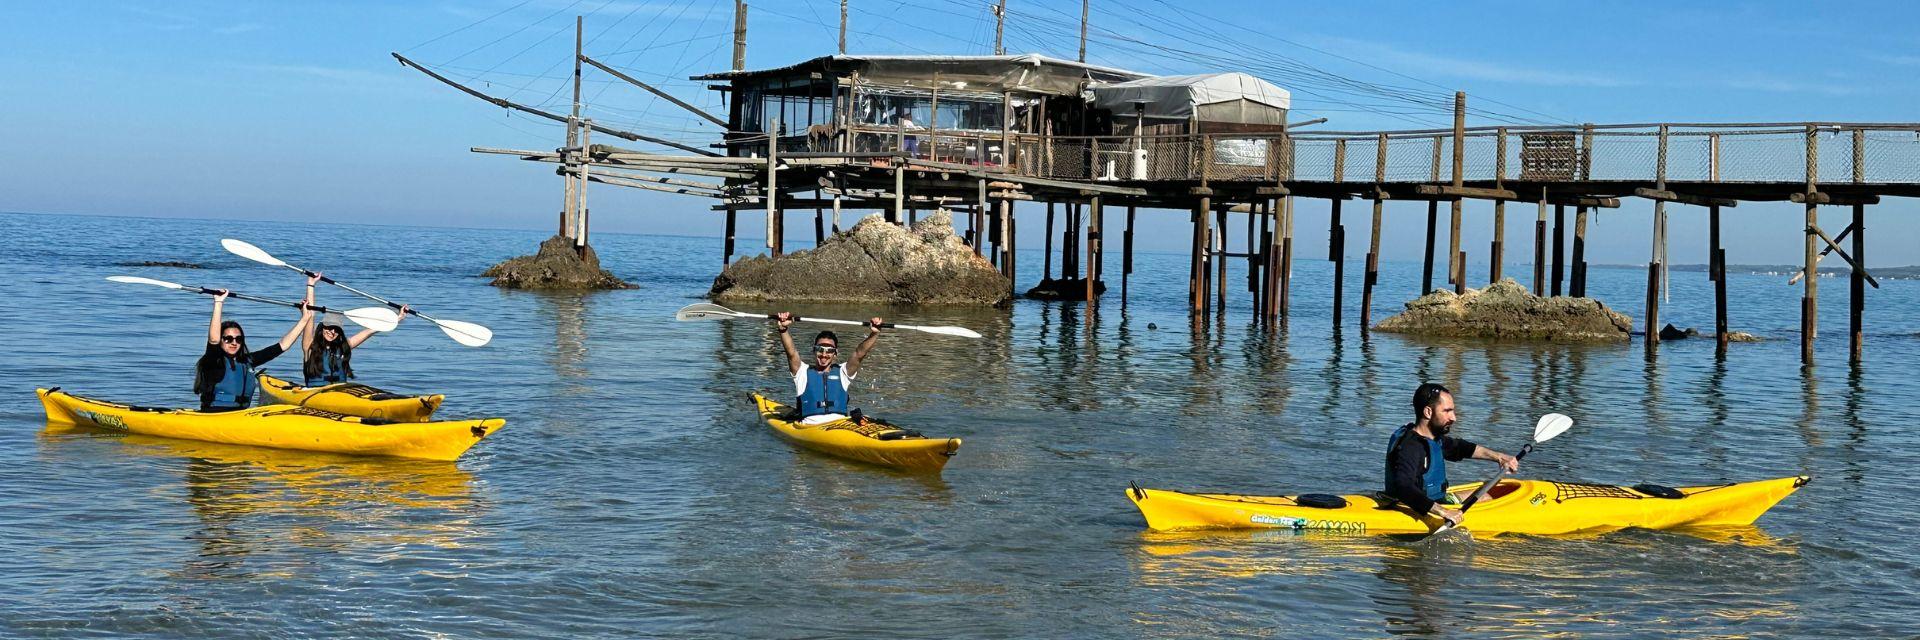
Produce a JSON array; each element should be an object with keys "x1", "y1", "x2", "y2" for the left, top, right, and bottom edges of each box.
[
  {"x1": 38, "y1": 387, "x2": 503, "y2": 461},
  {"x1": 1126, "y1": 476, "x2": 1809, "y2": 535},
  {"x1": 752, "y1": 394, "x2": 960, "y2": 473},
  {"x1": 256, "y1": 373, "x2": 444, "y2": 423}
]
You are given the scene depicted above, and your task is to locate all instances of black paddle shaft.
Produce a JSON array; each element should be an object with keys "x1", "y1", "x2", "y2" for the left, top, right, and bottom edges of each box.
[
  {"x1": 765, "y1": 313, "x2": 895, "y2": 329},
  {"x1": 1458, "y1": 442, "x2": 1535, "y2": 512}
]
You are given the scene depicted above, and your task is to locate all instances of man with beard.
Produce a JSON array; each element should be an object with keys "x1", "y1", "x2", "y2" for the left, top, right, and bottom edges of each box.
[{"x1": 1385, "y1": 383, "x2": 1521, "y2": 527}]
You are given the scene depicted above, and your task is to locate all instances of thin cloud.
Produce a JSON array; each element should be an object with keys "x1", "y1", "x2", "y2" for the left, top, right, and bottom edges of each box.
[
  {"x1": 1303, "y1": 36, "x2": 1632, "y2": 88},
  {"x1": 234, "y1": 64, "x2": 400, "y2": 86},
  {"x1": 1868, "y1": 53, "x2": 1920, "y2": 66},
  {"x1": 1718, "y1": 74, "x2": 1863, "y2": 97},
  {"x1": 214, "y1": 23, "x2": 264, "y2": 35}
]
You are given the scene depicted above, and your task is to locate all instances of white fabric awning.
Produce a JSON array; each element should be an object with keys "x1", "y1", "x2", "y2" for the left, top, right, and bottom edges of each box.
[{"x1": 1092, "y1": 72, "x2": 1291, "y2": 123}]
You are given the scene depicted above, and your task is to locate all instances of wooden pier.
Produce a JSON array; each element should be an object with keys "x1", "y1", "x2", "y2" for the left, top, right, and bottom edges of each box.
[{"x1": 403, "y1": 11, "x2": 1917, "y2": 368}]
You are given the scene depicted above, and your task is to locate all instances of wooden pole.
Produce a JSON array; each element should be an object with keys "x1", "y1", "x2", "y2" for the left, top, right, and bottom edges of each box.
[
  {"x1": 1264, "y1": 198, "x2": 1281, "y2": 321},
  {"x1": 1449, "y1": 92, "x2": 1465, "y2": 293},
  {"x1": 1491, "y1": 128, "x2": 1507, "y2": 284},
  {"x1": 1647, "y1": 125, "x2": 1669, "y2": 350},
  {"x1": 1422, "y1": 135, "x2": 1440, "y2": 293},
  {"x1": 1332, "y1": 139, "x2": 1347, "y2": 328},
  {"x1": 1533, "y1": 188, "x2": 1547, "y2": 296},
  {"x1": 732, "y1": 1, "x2": 748, "y2": 71},
  {"x1": 1710, "y1": 133, "x2": 1727, "y2": 355},
  {"x1": 577, "y1": 118, "x2": 592, "y2": 253},
  {"x1": 767, "y1": 118, "x2": 781, "y2": 256},
  {"x1": 1363, "y1": 133, "x2": 1386, "y2": 332},
  {"x1": 1065, "y1": 203, "x2": 1079, "y2": 281},
  {"x1": 1802, "y1": 125, "x2": 1819, "y2": 365},
  {"x1": 1045, "y1": 201, "x2": 1056, "y2": 279},
  {"x1": 1005, "y1": 201, "x2": 1016, "y2": 291},
  {"x1": 1087, "y1": 196, "x2": 1101, "y2": 303},
  {"x1": 838, "y1": 0, "x2": 848, "y2": 54},
  {"x1": 1078, "y1": 0, "x2": 1089, "y2": 62},
  {"x1": 1551, "y1": 204, "x2": 1565, "y2": 296},
  {"x1": 891, "y1": 165, "x2": 903, "y2": 224},
  {"x1": 1216, "y1": 204, "x2": 1229, "y2": 313},
  {"x1": 1571, "y1": 206, "x2": 1588, "y2": 297},
  {"x1": 994, "y1": 0, "x2": 1006, "y2": 55},
  {"x1": 976, "y1": 179, "x2": 989, "y2": 257},
  {"x1": 1851, "y1": 128, "x2": 1866, "y2": 363},
  {"x1": 1123, "y1": 205, "x2": 1135, "y2": 303},
  {"x1": 724, "y1": 210, "x2": 737, "y2": 265},
  {"x1": 1279, "y1": 196, "x2": 1294, "y2": 319}
]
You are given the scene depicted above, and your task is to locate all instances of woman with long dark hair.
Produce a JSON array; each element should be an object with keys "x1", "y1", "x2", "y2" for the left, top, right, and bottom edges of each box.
[
  {"x1": 193, "y1": 275, "x2": 315, "y2": 411},
  {"x1": 298, "y1": 274, "x2": 405, "y2": 387}
]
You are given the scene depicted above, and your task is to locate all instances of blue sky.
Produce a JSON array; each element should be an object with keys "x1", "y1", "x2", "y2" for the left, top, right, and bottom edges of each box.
[{"x1": 3, "y1": 1, "x2": 1917, "y2": 265}]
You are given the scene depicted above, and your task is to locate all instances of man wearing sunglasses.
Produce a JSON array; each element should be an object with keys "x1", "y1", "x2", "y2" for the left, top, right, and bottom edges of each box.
[{"x1": 775, "y1": 311, "x2": 883, "y2": 421}]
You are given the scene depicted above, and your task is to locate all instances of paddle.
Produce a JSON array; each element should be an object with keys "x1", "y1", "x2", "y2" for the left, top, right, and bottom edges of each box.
[
  {"x1": 221, "y1": 239, "x2": 493, "y2": 347},
  {"x1": 1425, "y1": 412, "x2": 1574, "y2": 538},
  {"x1": 106, "y1": 276, "x2": 401, "y2": 331},
  {"x1": 674, "y1": 302, "x2": 983, "y2": 339}
]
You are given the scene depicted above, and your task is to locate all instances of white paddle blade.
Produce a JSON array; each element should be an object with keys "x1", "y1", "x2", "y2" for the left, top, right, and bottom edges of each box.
[
  {"x1": 220, "y1": 238, "x2": 285, "y2": 267},
  {"x1": 1534, "y1": 413, "x2": 1573, "y2": 443},
  {"x1": 675, "y1": 302, "x2": 746, "y2": 321},
  {"x1": 106, "y1": 275, "x2": 185, "y2": 290},
  {"x1": 901, "y1": 324, "x2": 983, "y2": 339},
  {"x1": 341, "y1": 307, "x2": 401, "y2": 332},
  {"x1": 432, "y1": 318, "x2": 493, "y2": 347}
]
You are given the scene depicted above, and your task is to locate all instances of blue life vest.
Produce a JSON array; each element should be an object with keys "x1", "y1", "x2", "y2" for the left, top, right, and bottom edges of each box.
[
  {"x1": 207, "y1": 357, "x2": 258, "y2": 410},
  {"x1": 796, "y1": 364, "x2": 850, "y2": 417},
  {"x1": 1386, "y1": 424, "x2": 1449, "y2": 504},
  {"x1": 305, "y1": 351, "x2": 347, "y2": 387}
]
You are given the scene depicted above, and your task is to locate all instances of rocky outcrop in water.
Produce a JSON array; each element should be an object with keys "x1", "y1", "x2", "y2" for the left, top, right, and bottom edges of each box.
[
  {"x1": 708, "y1": 210, "x2": 1010, "y2": 306},
  {"x1": 1374, "y1": 278, "x2": 1633, "y2": 342},
  {"x1": 1025, "y1": 277, "x2": 1105, "y2": 300},
  {"x1": 483, "y1": 235, "x2": 635, "y2": 290}
]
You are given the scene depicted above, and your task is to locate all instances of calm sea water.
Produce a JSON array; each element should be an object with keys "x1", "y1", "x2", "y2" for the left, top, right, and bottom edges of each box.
[{"x1": 1, "y1": 211, "x2": 1916, "y2": 638}]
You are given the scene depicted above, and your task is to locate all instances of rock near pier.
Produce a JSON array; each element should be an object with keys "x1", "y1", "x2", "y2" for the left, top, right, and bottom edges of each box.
[
  {"x1": 708, "y1": 210, "x2": 1011, "y2": 306},
  {"x1": 1374, "y1": 278, "x2": 1633, "y2": 342},
  {"x1": 483, "y1": 235, "x2": 635, "y2": 290}
]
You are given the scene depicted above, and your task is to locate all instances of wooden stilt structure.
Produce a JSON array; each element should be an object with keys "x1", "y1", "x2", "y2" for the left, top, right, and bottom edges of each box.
[
  {"x1": 1362, "y1": 133, "x2": 1386, "y2": 333},
  {"x1": 1123, "y1": 205, "x2": 1135, "y2": 304},
  {"x1": 1490, "y1": 128, "x2": 1507, "y2": 284},
  {"x1": 1448, "y1": 92, "x2": 1466, "y2": 294},
  {"x1": 1331, "y1": 140, "x2": 1347, "y2": 329}
]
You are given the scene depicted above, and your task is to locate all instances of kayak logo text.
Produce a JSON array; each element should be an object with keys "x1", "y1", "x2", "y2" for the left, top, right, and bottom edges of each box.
[
  {"x1": 1250, "y1": 514, "x2": 1366, "y2": 533},
  {"x1": 77, "y1": 411, "x2": 128, "y2": 431}
]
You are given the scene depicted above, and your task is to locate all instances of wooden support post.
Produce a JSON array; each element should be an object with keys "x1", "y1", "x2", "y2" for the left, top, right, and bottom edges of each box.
[
  {"x1": 1279, "y1": 196, "x2": 1294, "y2": 320},
  {"x1": 1000, "y1": 199, "x2": 1013, "y2": 286},
  {"x1": 814, "y1": 206, "x2": 824, "y2": 245},
  {"x1": 1044, "y1": 202, "x2": 1056, "y2": 279},
  {"x1": 1533, "y1": 189, "x2": 1547, "y2": 296},
  {"x1": 1850, "y1": 128, "x2": 1866, "y2": 363},
  {"x1": 1253, "y1": 200, "x2": 1268, "y2": 319},
  {"x1": 1065, "y1": 203, "x2": 1080, "y2": 282},
  {"x1": 891, "y1": 166, "x2": 904, "y2": 224},
  {"x1": 1263, "y1": 198, "x2": 1281, "y2": 322},
  {"x1": 976, "y1": 179, "x2": 989, "y2": 258},
  {"x1": 1491, "y1": 128, "x2": 1507, "y2": 283},
  {"x1": 1216, "y1": 205, "x2": 1229, "y2": 313},
  {"x1": 1712, "y1": 205, "x2": 1727, "y2": 355},
  {"x1": 1087, "y1": 196, "x2": 1102, "y2": 303},
  {"x1": 1191, "y1": 199, "x2": 1208, "y2": 314},
  {"x1": 1802, "y1": 125, "x2": 1819, "y2": 365},
  {"x1": 1571, "y1": 207, "x2": 1589, "y2": 297},
  {"x1": 1422, "y1": 135, "x2": 1440, "y2": 293},
  {"x1": 767, "y1": 118, "x2": 781, "y2": 257},
  {"x1": 1449, "y1": 92, "x2": 1466, "y2": 293},
  {"x1": 1648, "y1": 125, "x2": 1670, "y2": 350},
  {"x1": 1332, "y1": 139, "x2": 1347, "y2": 328},
  {"x1": 1363, "y1": 133, "x2": 1386, "y2": 332},
  {"x1": 1123, "y1": 205, "x2": 1136, "y2": 304},
  {"x1": 1551, "y1": 204, "x2": 1565, "y2": 296},
  {"x1": 832, "y1": 193, "x2": 842, "y2": 233},
  {"x1": 1246, "y1": 196, "x2": 1259, "y2": 295},
  {"x1": 723, "y1": 210, "x2": 737, "y2": 265}
]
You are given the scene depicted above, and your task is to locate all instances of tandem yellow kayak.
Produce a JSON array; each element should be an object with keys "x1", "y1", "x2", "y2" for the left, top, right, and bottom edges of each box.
[
  {"x1": 38, "y1": 388, "x2": 503, "y2": 461},
  {"x1": 257, "y1": 373, "x2": 444, "y2": 423},
  {"x1": 751, "y1": 394, "x2": 960, "y2": 473},
  {"x1": 1126, "y1": 476, "x2": 1809, "y2": 535}
]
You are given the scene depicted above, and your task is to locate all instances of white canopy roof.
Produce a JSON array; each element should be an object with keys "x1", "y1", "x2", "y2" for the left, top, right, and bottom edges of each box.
[{"x1": 1092, "y1": 72, "x2": 1291, "y2": 122}]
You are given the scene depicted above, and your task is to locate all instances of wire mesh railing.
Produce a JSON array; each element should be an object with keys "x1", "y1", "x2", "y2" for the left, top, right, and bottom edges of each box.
[{"x1": 995, "y1": 124, "x2": 1920, "y2": 186}]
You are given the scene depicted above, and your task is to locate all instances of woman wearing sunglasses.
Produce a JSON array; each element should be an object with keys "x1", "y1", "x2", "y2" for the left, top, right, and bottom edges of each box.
[
  {"x1": 192, "y1": 275, "x2": 316, "y2": 411},
  {"x1": 776, "y1": 311, "x2": 883, "y2": 420},
  {"x1": 298, "y1": 274, "x2": 405, "y2": 388}
]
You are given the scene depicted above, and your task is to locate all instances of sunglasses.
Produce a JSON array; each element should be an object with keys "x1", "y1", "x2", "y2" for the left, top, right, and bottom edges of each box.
[
  {"x1": 220, "y1": 335, "x2": 244, "y2": 343},
  {"x1": 812, "y1": 345, "x2": 838, "y2": 355}
]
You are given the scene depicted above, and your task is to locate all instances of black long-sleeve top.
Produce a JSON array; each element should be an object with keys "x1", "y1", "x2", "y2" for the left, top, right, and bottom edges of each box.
[{"x1": 1384, "y1": 424, "x2": 1478, "y2": 515}]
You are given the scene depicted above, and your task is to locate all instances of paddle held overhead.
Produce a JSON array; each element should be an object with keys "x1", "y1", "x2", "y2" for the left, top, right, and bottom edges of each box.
[
  {"x1": 674, "y1": 303, "x2": 983, "y2": 339},
  {"x1": 221, "y1": 238, "x2": 492, "y2": 347}
]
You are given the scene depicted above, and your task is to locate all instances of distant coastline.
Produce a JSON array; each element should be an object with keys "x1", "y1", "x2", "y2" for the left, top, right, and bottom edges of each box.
[{"x1": 1592, "y1": 262, "x2": 1920, "y2": 280}]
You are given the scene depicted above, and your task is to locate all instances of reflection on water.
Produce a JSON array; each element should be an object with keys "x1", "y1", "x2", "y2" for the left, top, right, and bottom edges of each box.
[{"x1": 38, "y1": 427, "x2": 485, "y2": 583}]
